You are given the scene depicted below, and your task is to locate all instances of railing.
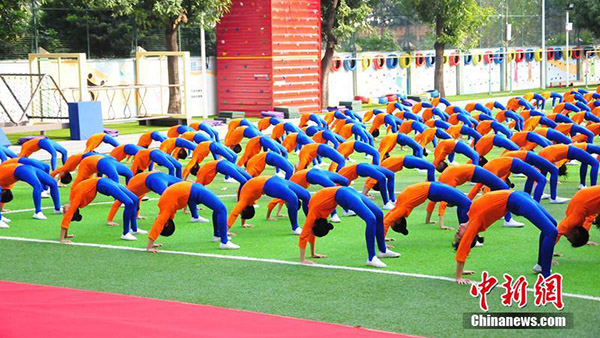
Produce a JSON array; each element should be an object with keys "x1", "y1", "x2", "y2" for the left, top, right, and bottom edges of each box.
[{"x1": 0, "y1": 73, "x2": 69, "y2": 125}]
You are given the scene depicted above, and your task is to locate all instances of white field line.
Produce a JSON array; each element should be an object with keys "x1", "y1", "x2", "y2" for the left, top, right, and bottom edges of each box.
[{"x1": 0, "y1": 235, "x2": 598, "y2": 303}]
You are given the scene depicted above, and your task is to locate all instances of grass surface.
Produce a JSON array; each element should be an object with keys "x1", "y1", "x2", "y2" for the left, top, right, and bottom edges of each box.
[{"x1": 0, "y1": 138, "x2": 598, "y2": 337}]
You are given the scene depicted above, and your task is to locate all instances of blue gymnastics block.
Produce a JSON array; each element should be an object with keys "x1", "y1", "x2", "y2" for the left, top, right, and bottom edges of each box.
[{"x1": 68, "y1": 101, "x2": 104, "y2": 140}]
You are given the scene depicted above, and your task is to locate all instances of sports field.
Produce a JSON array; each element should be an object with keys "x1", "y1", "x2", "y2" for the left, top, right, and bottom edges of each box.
[{"x1": 0, "y1": 143, "x2": 598, "y2": 337}]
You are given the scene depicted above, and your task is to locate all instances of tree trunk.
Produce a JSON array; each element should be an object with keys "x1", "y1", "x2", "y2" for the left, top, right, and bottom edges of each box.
[
  {"x1": 320, "y1": 0, "x2": 339, "y2": 108},
  {"x1": 165, "y1": 24, "x2": 181, "y2": 114},
  {"x1": 433, "y1": 16, "x2": 445, "y2": 97},
  {"x1": 321, "y1": 44, "x2": 334, "y2": 108},
  {"x1": 434, "y1": 41, "x2": 445, "y2": 98}
]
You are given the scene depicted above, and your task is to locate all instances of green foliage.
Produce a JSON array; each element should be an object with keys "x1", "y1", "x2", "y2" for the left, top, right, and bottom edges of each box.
[
  {"x1": 571, "y1": 0, "x2": 600, "y2": 39},
  {"x1": 95, "y1": 0, "x2": 231, "y2": 28},
  {"x1": 0, "y1": 0, "x2": 30, "y2": 41},
  {"x1": 406, "y1": 0, "x2": 493, "y2": 49},
  {"x1": 321, "y1": 0, "x2": 378, "y2": 46},
  {"x1": 355, "y1": 32, "x2": 399, "y2": 51}
]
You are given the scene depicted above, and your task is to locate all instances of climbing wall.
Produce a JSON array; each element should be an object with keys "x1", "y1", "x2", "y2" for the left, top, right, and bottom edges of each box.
[{"x1": 216, "y1": 0, "x2": 321, "y2": 116}]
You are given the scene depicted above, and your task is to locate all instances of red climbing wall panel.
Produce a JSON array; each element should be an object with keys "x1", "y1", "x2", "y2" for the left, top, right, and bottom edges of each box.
[{"x1": 217, "y1": 0, "x2": 321, "y2": 116}]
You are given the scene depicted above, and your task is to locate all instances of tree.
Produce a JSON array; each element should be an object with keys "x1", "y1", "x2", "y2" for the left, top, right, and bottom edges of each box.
[
  {"x1": 405, "y1": 0, "x2": 492, "y2": 97},
  {"x1": 321, "y1": 0, "x2": 377, "y2": 107},
  {"x1": 0, "y1": 0, "x2": 30, "y2": 42},
  {"x1": 571, "y1": 0, "x2": 600, "y2": 41},
  {"x1": 355, "y1": 32, "x2": 399, "y2": 52},
  {"x1": 98, "y1": 0, "x2": 230, "y2": 114}
]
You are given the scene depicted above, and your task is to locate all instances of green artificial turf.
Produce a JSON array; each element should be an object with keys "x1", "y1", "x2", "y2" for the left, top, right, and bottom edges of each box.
[{"x1": 0, "y1": 140, "x2": 598, "y2": 337}]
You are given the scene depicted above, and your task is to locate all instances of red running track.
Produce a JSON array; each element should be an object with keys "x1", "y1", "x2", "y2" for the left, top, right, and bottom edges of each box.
[{"x1": 0, "y1": 281, "x2": 415, "y2": 338}]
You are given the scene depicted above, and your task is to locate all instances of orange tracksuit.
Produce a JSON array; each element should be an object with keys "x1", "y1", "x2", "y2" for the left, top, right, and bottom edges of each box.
[
  {"x1": 426, "y1": 164, "x2": 476, "y2": 216},
  {"x1": 557, "y1": 186, "x2": 600, "y2": 241},
  {"x1": 383, "y1": 182, "x2": 431, "y2": 233},
  {"x1": 298, "y1": 187, "x2": 341, "y2": 250},
  {"x1": 224, "y1": 126, "x2": 248, "y2": 147},
  {"x1": 296, "y1": 143, "x2": 320, "y2": 170},
  {"x1": 195, "y1": 160, "x2": 220, "y2": 185},
  {"x1": 50, "y1": 153, "x2": 83, "y2": 177},
  {"x1": 432, "y1": 139, "x2": 457, "y2": 167},
  {"x1": 364, "y1": 155, "x2": 405, "y2": 189},
  {"x1": 227, "y1": 176, "x2": 270, "y2": 227},
  {"x1": 245, "y1": 152, "x2": 269, "y2": 177},
  {"x1": 538, "y1": 144, "x2": 570, "y2": 165},
  {"x1": 70, "y1": 155, "x2": 104, "y2": 192},
  {"x1": 237, "y1": 136, "x2": 262, "y2": 166},
  {"x1": 368, "y1": 113, "x2": 388, "y2": 134},
  {"x1": 511, "y1": 132, "x2": 538, "y2": 151},
  {"x1": 414, "y1": 128, "x2": 437, "y2": 147},
  {"x1": 106, "y1": 171, "x2": 154, "y2": 222},
  {"x1": 84, "y1": 133, "x2": 107, "y2": 153},
  {"x1": 467, "y1": 157, "x2": 513, "y2": 197},
  {"x1": 61, "y1": 178, "x2": 101, "y2": 229},
  {"x1": 182, "y1": 141, "x2": 213, "y2": 179},
  {"x1": 148, "y1": 181, "x2": 193, "y2": 241}
]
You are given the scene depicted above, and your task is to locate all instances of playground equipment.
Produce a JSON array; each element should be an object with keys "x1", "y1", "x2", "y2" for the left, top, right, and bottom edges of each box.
[{"x1": 216, "y1": 0, "x2": 321, "y2": 116}]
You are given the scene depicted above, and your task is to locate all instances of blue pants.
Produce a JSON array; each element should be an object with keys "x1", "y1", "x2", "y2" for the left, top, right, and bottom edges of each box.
[
  {"x1": 149, "y1": 151, "x2": 182, "y2": 178},
  {"x1": 492, "y1": 122, "x2": 513, "y2": 138},
  {"x1": 428, "y1": 182, "x2": 471, "y2": 223},
  {"x1": 568, "y1": 146, "x2": 598, "y2": 186},
  {"x1": 38, "y1": 138, "x2": 68, "y2": 170},
  {"x1": 571, "y1": 125, "x2": 594, "y2": 143},
  {"x1": 210, "y1": 142, "x2": 237, "y2": 163},
  {"x1": 0, "y1": 146, "x2": 17, "y2": 162},
  {"x1": 264, "y1": 177, "x2": 311, "y2": 231},
  {"x1": 243, "y1": 126, "x2": 263, "y2": 139},
  {"x1": 103, "y1": 134, "x2": 120, "y2": 148},
  {"x1": 216, "y1": 160, "x2": 251, "y2": 187},
  {"x1": 472, "y1": 166, "x2": 509, "y2": 190},
  {"x1": 17, "y1": 157, "x2": 50, "y2": 173},
  {"x1": 432, "y1": 120, "x2": 451, "y2": 129},
  {"x1": 493, "y1": 135, "x2": 519, "y2": 151},
  {"x1": 584, "y1": 112, "x2": 600, "y2": 123},
  {"x1": 554, "y1": 114, "x2": 574, "y2": 124},
  {"x1": 261, "y1": 137, "x2": 288, "y2": 158},
  {"x1": 433, "y1": 108, "x2": 450, "y2": 121},
  {"x1": 265, "y1": 152, "x2": 294, "y2": 179},
  {"x1": 356, "y1": 163, "x2": 394, "y2": 204},
  {"x1": 507, "y1": 191, "x2": 557, "y2": 277},
  {"x1": 449, "y1": 142, "x2": 480, "y2": 165},
  {"x1": 457, "y1": 114, "x2": 477, "y2": 128},
  {"x1": 352, "y1": 125, "x2": 374, "y2": 146},
  {"x1": 145, "y1": 172, "x2": 182, "y2": 195},
  {"x1": 310, "y1": 114, "x2": 328, "y2": 129},
  {"x1": 97, "y1": 158, "x2": 133, "y2": 185},
  {"x1": 319, "y1": 130, "x2": 341, "y2": 149},
  {"x1": 11, "y1": 165, "x2": 61, "y2": 213},
  {"x1": 511, "y1": 158, "x2": 546, "y2": 202},
  {"x1": 353, "y1": 141, "x2": 380, "y2": 165},
  {"x1": 526, "y1": 132, "x2": 552, "y2": 148},
  {"x1": 177, "y1": 125, "x2": 194, "y2": 135},
  {"x1": 124, "y1": 144, "x2": 143, "y2": 156},
  {"x1": 189, "y1": 184, "x2": 229, "y2": 244},
  {"x1": 461, "y1": 126, "x2": 482, "y2": 143},
  {"x1": 97, "y1": 178, "x2": 138, "y2": 235},
  {"x1": 193, "y1": 132, "x2": 212, "y2": 144},
  {"x1": 384, "y1": 115, "x2": 399, "y2": 133},
  {"x1": 403, "y1": 156, "x2": 436, "y2": 182},
  {"x1": 544, "y1": 129, "x2": 572, "y2": 145},
  {"x1": 504, "y1": 111, "x2": 524, "y2": 131},
  {"x1": 198, "y1": 123, "x2": 220, "y2": 142},
  {"x1": 317, "y1": 145, "x2": 345, "y2": 172},
  {"x1": 151, "y1": 131, "x2": 167, "y2": 143},
  {"x1": 524, "y1": 152, "x2": 559, "y2": 199},
  {"x1": 397, "y1": 134, "x2": 423, "y2": 158},
  {"x1": 335, "y1": 187, "x2": 387, "y2": 260},
  {"x1": 306, "y1": 169, "x2": 349, "y2": 187},
  {"x1": 175, "y1": 138, "x2": 197, "y2": 153},
  {"x1": 539, "y1": 117, "x2": 558, "y2": 129}
]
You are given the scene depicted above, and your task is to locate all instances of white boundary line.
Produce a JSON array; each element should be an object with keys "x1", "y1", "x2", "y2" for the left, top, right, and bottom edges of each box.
[{"x1": 0, "y1": 235, "x2": 598, "y2": 303}]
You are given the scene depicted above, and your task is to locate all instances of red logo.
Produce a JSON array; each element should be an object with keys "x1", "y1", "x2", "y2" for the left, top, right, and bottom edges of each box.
[
  {"x1": 534, "y1": 273, "x2": 564, "y2": 310},
  {"x1": 500, "y1": 274, "x2": 528, "y2": 308},
  {"x1": 470, "y1": 271, "x2": 498, "y2": 311}
]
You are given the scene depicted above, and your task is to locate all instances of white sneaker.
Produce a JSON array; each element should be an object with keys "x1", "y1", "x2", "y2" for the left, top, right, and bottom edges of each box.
[
  {"x1": 2, "y1": 216, "x2": 11, "y2": 223},
  {"x1": 223, "y1": 177, "x2": 238, "y2": 183},
  {"x1": 53, "y1": 208, "x2": 63, "y2": 214},
  {"x1": 383, "y1": 201, "x2": 396, "y2": 210},
  {"x1": 41, "y1": 190, "x2": 50, "y2": 198},
  {"x1": 541, "y1": 193, "x2": 551, "y2": 200},
  {"x1": 343, "y1": 210, "x2": 356, "y2": 217},
  {"x1": 449, "y1": 161, "x2": 459, "y2": 166},
  {"x1": 191, "y1": 216, "x2": 209, "y2": 223},
  {"x1": 550, "y1": 196, "x2": 570, "y2": 204},
  {"x1": 276, "y1": 171, "x2": 286, "y2": 178},
  {"x1": 503, "y1": 218, "x2": 524, "y2": 228},
  {"x1": 567, "y1": 160, "x2": 579, "y2": 165},
  {"x1": 416, "y1": 169, "x2": 428, "y2": 174},
  {"x1": 578, "y1": 184, "x2": 585, "y2": 190},
  {"x1": 532, "y1": 264, "x2": 542, "y2": 274},
  {"x1": 212, "y1": 236, "x2": 232, "y2": 242},
  {"x1": 330, "y1": 214, "x2": 341, "y2": 223},
  {"x1": 141, "y1": 196, "x2": 150, "y2": 201},
  {"x1": 32, "y1": 212, "x2": 47, "y2": 220},
  {"x1": 366, "y1": 256, "x2": 387, "y2": 268},
  {"x1": 475, "y1": 241, "x2": 484, "y2": 247},
  {"x1": 131, "y1": 229, "x2": 148, "y2": 235},
  {"x1": 377, "y1": 249, "x2": 401, "y2": 258},
  {"x1": 291, "y1": 227, "x2": 302, "y2": 235},
  {"x1": 348, "y1": 158, "x2": 356, "y2": 163},
  {"x1": 0, "y1": 220, "x2": 9, "y2": 229},
  {"x1": 219, "y1": 241, "x2": 240, "y2": 250},
  {"x1": 120, "y1": 232, "x2": 137, "y2": 241},
  {"x1": 512, "y1": 173, "x2": 526, "y2": 178}
]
